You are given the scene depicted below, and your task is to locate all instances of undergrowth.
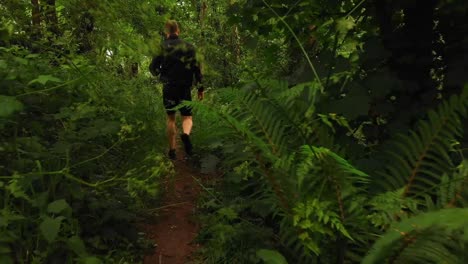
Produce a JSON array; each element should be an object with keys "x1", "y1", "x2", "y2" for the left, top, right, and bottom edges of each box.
[
  {"x1": 0, "y1": 44, "x2": 173, "y2": 263},
  {"x1": 190, "y1": 82, "x2": 468, "y2": 263}
]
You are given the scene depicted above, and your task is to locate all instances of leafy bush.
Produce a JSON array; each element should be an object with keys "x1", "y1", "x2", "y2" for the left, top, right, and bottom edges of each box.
[{"x1": 0, "y1": 43, "x2": 173, "y2": 263}]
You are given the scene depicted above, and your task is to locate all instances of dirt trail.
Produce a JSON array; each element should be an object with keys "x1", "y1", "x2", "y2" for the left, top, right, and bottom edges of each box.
[{"x1": 143, "y1": 157, "x2": 202, "y2": 264}]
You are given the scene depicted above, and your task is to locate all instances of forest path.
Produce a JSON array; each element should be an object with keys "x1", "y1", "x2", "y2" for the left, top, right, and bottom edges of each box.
[{"x1": 143, "y1": 154, "x2": 203, "y2": 264}]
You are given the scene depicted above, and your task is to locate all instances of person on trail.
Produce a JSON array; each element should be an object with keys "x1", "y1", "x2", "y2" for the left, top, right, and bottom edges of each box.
[{"x1": 149, "y1": 20, "x2": 203, "y2": 160}]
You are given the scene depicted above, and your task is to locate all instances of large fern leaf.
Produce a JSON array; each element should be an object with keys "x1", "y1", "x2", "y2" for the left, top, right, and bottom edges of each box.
[
  {"x1": 375, "y1": 88, "x2": 468, "y2": 198},
  {"x1": 363, "y1": 208, "x2": 468, "y2": 264}
]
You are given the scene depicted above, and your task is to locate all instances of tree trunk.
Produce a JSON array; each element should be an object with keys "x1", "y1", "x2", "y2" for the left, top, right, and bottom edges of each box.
[
  {"x1": 43, "y1": 0, "x2": 60, "y2": 37},
  {"x1": 233, "y1": 26, "x2": 240, "y2": 64},
  {"x1": 31, "y1": 0, "x2": 41, "y2": 41}
]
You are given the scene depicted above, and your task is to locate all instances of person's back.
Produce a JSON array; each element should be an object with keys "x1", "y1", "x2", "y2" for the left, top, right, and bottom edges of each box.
[{"x1": 155, "y1": 35, "x2": 199, "y2": 87}]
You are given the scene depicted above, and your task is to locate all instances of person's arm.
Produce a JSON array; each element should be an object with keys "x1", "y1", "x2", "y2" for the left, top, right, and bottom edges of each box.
[
  {"x1": 195, "y1": 63, "x2": 204, "y2": 100},
  {"x1": 189, "y1": 47, "x2": 204, "y2": 100},
  {"x1": 149, "y1": 55, "x2": 163, "y2": 77}
]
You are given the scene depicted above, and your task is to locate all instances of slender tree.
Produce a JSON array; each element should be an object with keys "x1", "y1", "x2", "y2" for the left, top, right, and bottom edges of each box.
[
  {"x1": 31, "y1": 0, "x2": 41, "y2": 41},
  {"x1": 43, "y1": 0, "x2": 60, "y2": 37}
]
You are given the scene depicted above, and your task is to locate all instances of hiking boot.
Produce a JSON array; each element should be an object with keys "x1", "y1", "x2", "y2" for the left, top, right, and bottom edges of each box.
[
  {"x1": 180, "y1": 133, "x2": 193, "y2": 156},
  {"x1": 168, "y1": 149, "x2": 176, "y2": 160}
]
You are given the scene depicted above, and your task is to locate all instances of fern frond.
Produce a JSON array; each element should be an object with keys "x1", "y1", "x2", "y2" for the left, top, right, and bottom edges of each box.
[
  {"x1": 443, "y1": 160, "x2": 468, "y2": 208},
  {"x1": 271, "y1": 145, "x2": 370, "y2": 261},
  {"x1": 375, "y1": 89, "x2": 468, "y2": 198},
  {"x1": 185, "y1": 96, "x2": 294, "y2": 212},
  {"x1": 276, "y1": 81, "x2": 340, "y2": 150},
  {"x1": 363, "y1": 208, "x2": 468, "y2": 264},
  {"x1": 296, "y1": 146, "x2": 368, "y2": 202},
  {"x1": 367, "y1": 188, "x2": 420, "y2": 230}
]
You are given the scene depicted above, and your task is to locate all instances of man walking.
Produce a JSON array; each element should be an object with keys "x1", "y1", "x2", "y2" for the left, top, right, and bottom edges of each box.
[{"x1": 149, "y1": 20, "x2": 203, "y2": 160}]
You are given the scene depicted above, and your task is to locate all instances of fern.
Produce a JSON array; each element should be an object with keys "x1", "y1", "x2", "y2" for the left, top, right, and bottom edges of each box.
[
  {"x1": 363, "y1": 208, "x2": 468, "y2": 264},
  {"x1": 367, "y1": 188, "x2": 420, "y2": 230},
  {"x1": 375, "y1": 89, "x2": 468, "y2": 198},
  {"x1": 186, "y1": 92, "x2": 293, "y2": 212},
  {"x1": 187, "y1": 83, "x2": 325, "y2": 214},
  {"x1": 439, "y1": 160, "x2": 468, "y2": 208},
  {"x1": 188, "y1": 82, "x2": 373, "y2": 262},
  {"x1": 268, "y1": 145, "x2": 371, "y2": 262},
  {"x1": 190, "y1": 83, "x2": 468, "y2": 263},
  {"x1": 274, "y1": 81, "x2": 339, "y2": 150}
]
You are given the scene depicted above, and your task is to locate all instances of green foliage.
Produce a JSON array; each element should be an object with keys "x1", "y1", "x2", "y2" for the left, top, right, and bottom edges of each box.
[
  {"x1": 189, "y1": 79, "x2": 366, "y2": 262},
  {"x1": 374, "y1": 89, "x2": 468, "y2": 197},
  {"x1": 2, "y1": 0, "x2": 468, "y2": 263},
  {"x1": 0, "y1": 13, "x2": 172, "y2": 261},
  {"x1": 363, "y1": 208, "x2": 468, "y2": 264},
  {"x1": 367, "y1": 189, "x2": 419, "y2": 230},
  {"x1": 292, "y1": 199, "x2": 350, "y2": 255},
  {"x1": 196, "y1": 1, "x2": 467, "y2": 262},
  {"x1": 191, "y1": 50, "x2": 467, "y2": 264},
  {"x1": 0, "y1": 95, "x2": 23, "y2": 117},
  {"x1": 256, "y1": 249, "x2": 288, "y2": 264},
  {"x1": 196, "y1": 187, "x2": 275, "y2": 264}
]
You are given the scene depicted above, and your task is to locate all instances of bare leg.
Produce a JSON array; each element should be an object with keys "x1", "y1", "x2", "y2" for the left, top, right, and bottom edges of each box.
[
  {"x1": 180, "y1": 115, "x2": 193, "y2": 156},
  {"x1": 167, "y1": 114, "x2": 177, "y2": 150},
  {"x1": 182, "y1": 115, "x2": 193, "y2": 135}
]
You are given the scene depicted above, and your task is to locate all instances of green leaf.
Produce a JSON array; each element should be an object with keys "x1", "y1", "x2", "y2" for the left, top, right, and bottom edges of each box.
[
  {"x1": 217, "y1": 207, "x2": 238, "y2": 220},
  {"x1": 0, "y1": 60, "x2": 6, "y2": 69},
  {"x1": 25, "y1": 54, "x2": 40, "y2": 59},
  {"x1": 298, "y1": 232, "x2": 309, "y2": 240},
  {"x1": 47, "y1": 199, "x2": 70, "y2": 214},
  {"x1": 14, "y1": 57, "x2": 28, "y2": 65},
  {"x1": 0, "y1": 209, "x2": 25, "y2": 228},
  {"x1": 67, "y1": 236, "x2": 87, "y2": 257},
  {"x1": 0, "y1": 96, "x2": 23, "y2": 117},
  {"x1": 5, "y1": 179, "x2": 29, "y2": 201},
  {"x1": 39, "y1": 216, "x2": 65, "y2": 243},
  {"x1": 336, "y1": 17, "x2": 356, "y2": 34},
  {"x1": 256, "y1": 249, "x2": 288, "y2": 264},
  {"x1": 318, "y1": 114, "x2": 335, "y2": 132},
  {"x1": 79, "y1": 257, "x2": 102, "y2": 264},
  {"x1": 28, "y1": 75, "x2": 62, "y2": 86}
]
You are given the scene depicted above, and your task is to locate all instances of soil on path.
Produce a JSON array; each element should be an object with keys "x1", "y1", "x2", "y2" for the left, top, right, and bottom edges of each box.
[{"x1": 143, "y1": 156, "x2": 202, "y2": 264}]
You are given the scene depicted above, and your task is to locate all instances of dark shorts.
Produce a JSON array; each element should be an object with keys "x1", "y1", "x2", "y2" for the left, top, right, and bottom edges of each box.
[{"x1": 163, "y1": 84, "x2": 192, "y2": 116}]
